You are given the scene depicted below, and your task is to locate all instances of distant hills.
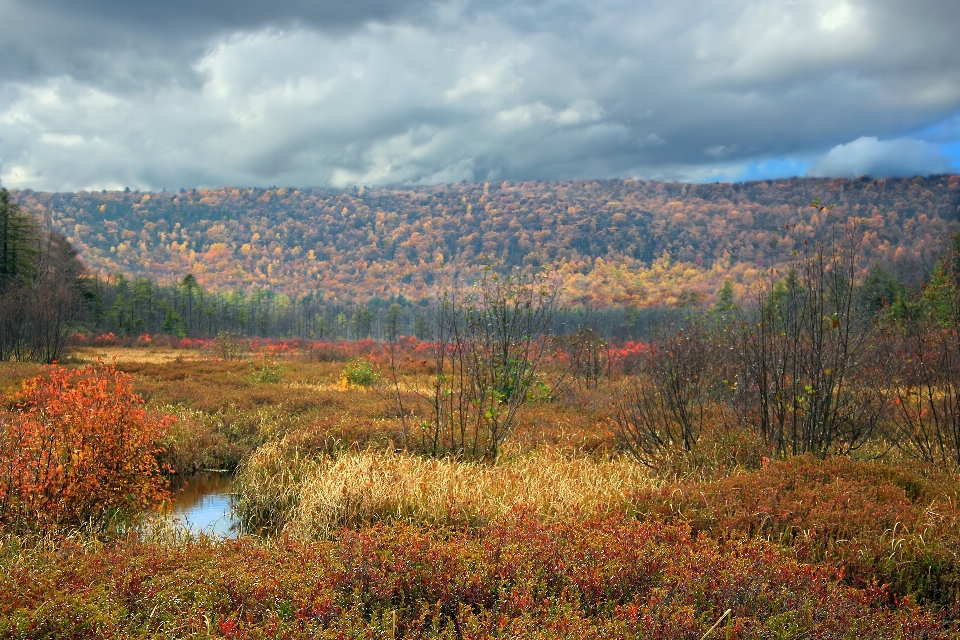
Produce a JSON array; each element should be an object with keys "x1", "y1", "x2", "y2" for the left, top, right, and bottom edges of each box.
[{"x1": 11, "y1": 175, "x2": 960, "y2": 307}]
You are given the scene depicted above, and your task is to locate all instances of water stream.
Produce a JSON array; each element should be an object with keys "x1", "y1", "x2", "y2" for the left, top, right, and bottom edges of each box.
[{"x1": 167, "y1": 472, "x2": 238, "y2": 537}]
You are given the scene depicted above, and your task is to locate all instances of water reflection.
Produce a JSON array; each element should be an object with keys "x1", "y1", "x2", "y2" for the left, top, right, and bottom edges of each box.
[{"x1": 168, "y1": 472, "x2": 238, "y2": 537}]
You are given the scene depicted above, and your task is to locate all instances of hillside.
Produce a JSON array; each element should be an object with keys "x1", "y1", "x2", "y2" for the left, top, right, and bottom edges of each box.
[{"x1": 11, "y1": 175, "x2": 960, "y2": 306}]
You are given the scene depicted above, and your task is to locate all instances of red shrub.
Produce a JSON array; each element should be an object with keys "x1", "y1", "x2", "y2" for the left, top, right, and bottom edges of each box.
[
  {"x1": 606, "y1": 340, "x2": 650, "y2": 376},
  {"x1": 0, "y1": 362, "x2": 173, "y2": 531}
]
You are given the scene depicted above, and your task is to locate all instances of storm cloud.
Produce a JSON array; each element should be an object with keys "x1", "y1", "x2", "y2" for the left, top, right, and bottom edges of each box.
[{"x1": 1, "y1": 0, "x2": 959, "y2": 190}]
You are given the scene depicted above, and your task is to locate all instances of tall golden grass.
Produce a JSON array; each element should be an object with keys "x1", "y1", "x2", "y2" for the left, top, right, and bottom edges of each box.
[
  {"x1": 234, "y1": 444, "x2": 656, "y2": 538},
  {"x1": 71, "y1": 346, "x2": 207, "y2": 364}
]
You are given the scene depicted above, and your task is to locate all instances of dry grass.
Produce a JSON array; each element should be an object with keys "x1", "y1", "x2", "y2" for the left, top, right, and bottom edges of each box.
[
  {"x1": 0, "y1": 362, "x2": 46, "y2": 396},
  {"x1": 234, "y1": 444, "x2": 656, "y2": 538},
  {"x1": 69, "y1": 346, "x2": 210, "y2": 364}
]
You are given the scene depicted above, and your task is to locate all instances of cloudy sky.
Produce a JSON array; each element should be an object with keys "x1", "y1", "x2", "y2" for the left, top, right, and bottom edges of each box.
[{"x1": 2, "y1": 0, "x2": 959, "y2": 191}]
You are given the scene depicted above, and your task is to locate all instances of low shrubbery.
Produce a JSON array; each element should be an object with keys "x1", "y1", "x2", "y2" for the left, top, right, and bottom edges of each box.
[
  {"x1": 234, "y1": 443, "x2": 960, "y2": 618},
  {"x1": 640, "y1": 455, "x2": 960, "y2": 614},
  {"x1": 1, "y1": 510, "x2": 950, "y2": 639},
  {"x1": 3, "y1": 351, "x2": 960, "y2": 632}
]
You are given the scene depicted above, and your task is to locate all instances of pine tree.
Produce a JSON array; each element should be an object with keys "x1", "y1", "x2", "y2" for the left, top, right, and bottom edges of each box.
[
  {"x1": 711, "y1": 279, "x2": 738, "y2": 314},
  {"x1": 0, "y1": 188, "x2": 38, "y2": 288},
  {"x1": 0, "y1": 190, "x2": 82, "y2": 362}
]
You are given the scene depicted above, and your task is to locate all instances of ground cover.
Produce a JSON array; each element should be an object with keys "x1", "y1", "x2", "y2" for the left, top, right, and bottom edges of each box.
[
  {"x1": 2, "y1": 345, "x2": 960, "y2": 637},
  {"x1": 1, "y1": 511, "x2": 950, "y2": 639}
]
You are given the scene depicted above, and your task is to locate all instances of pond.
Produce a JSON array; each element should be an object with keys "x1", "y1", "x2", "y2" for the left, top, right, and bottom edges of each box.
[{"x1": 167, "y1": 472, "x2": 239, "y2": 537}]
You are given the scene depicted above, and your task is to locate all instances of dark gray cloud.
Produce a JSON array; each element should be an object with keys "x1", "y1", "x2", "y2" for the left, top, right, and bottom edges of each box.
[
  {"x1": 0, "y1": 0, "x2": 434, "y2": 85},
  {"x1": 27, "y1": 0, "x2": 424, "y2": 29},
  {"x1": 2, "y1": 0, "x2": 959, "y2": 191}
]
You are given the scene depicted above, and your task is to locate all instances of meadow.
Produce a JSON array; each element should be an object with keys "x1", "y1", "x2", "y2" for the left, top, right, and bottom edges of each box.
[{"x1": 0, "y1": 329, "x2": 958, "y2": 638}]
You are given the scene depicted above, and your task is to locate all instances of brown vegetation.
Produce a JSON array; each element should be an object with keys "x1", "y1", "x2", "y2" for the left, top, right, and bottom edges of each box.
[
  {"x1": 4, "y1": 209, "x2": 960, "y2": 633},
  {"x1": 1, "y1": 342, "x2": 960, "y2": 635}
]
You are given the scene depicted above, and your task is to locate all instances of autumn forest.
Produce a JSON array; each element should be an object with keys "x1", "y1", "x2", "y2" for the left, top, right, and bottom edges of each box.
[
  {"x1": 4, "y1": 174, "x2": 960, "y2": 638},
  {"x1": 12, "y1": 175, "x2": 960, "y2": 308}
]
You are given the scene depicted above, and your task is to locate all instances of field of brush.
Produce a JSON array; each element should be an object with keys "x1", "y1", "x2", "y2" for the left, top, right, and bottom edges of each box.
[{"x1": 2, "y1": 343, "x2": 960, "y2": 638}]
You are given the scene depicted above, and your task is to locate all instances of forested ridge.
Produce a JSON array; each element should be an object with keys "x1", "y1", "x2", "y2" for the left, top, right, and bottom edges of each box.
[{"x1": 10, "y1": 175, "x2": 960, "y2": 307}]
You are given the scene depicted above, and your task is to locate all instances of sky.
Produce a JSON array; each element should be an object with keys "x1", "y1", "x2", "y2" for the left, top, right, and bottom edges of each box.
[{"x1": 1, "y1": 0, "x2": 959, "y2": 192}]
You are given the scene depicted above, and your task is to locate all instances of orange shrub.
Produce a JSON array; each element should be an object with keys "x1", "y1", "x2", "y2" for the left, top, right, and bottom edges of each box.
[{"x1": 0, "y1": 361, "x2": 173, "y2": 531}]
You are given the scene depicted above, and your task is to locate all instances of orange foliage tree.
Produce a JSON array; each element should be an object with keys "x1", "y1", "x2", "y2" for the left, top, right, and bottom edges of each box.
[{"x1": 0, "y1": 361, "x2": 172, "y2": 531}]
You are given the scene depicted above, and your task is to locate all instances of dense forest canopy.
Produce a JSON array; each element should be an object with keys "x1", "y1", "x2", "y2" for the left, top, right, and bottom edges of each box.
[{"x1": 11, "y1": 175, "x2": 960, "y2": 308}]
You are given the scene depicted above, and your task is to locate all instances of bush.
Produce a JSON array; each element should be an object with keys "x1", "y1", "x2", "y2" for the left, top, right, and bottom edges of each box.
[
  {"x1": 340, "y1": 358, "x2": 378, "y2": 387},
  {"x1": 0, "y1": 362, "x2": 173, "y2": 532},
  {"x1": 614, "y1": 322, "x2": 717, "y2": 468},
  {"x1": 248, "y1": 357, "x2": 283, "y2": 384},
  {"x1": 213, "y1": 331, "x2": 248, "y2": 361}
]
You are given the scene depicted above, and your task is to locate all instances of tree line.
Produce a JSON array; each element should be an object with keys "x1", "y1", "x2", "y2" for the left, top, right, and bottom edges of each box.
[
  {"x1": 10, "y1": 175, "x2": 959, "y2": 306},
  {"x1": 84, "y1": 271, "x2": 689, "y2": 344},
  {"x1": 0, "y1": 189, "x2": 84, "y2": 362},
  {"x1": 613, "y1": 214, "x2": 960, "y2": 468}
]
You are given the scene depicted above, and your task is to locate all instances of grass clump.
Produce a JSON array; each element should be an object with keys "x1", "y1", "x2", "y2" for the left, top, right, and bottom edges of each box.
[
  {"x1": 234, "y1": 446, "x2": 655, "y2": 537},
  {"x1": 156, "y1": 404, "x2": 293, "y2": 474},
  {"x1": 340, "y1": 358, "x2": 379, "y2": 387}
]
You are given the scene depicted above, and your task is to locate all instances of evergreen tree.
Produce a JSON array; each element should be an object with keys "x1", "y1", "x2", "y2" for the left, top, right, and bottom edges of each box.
[
  {"x1": 386, "y1": 303, "x2": 403, "y2": 341},
  {"x1": 858, "y1": 262, "x2": 903, "y2": 319},
  {"x1": 0, "y1": 191, "x2": 83, "y2": 362},
  {"x1": 918, "y1": 233, "x2": 960, "y2": 327},
  {"x1": 0, "y1": 188, "x2": 38, "y2": 288},
  {"x1": 711, "y1": 279, "x2": 738, "y2": 314}
]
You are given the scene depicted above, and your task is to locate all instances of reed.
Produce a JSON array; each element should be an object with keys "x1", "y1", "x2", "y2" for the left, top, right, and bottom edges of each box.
[{"x1": 234, "y1": 444, "x2": 656, "y2": 538}]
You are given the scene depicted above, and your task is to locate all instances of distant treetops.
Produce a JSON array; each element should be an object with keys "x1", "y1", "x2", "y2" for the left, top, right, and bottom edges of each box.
[{"x1": 9, "y1": 175, "x2": 960, "y2": 307}]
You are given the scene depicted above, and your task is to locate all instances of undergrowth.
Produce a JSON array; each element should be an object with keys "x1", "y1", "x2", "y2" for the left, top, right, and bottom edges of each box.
[
  {"x1": 1, "y1": 510, "x2": 951, "y2": 639},
  {"x1": 3, "y1": 352, "x2": 960, "y2": 634}
]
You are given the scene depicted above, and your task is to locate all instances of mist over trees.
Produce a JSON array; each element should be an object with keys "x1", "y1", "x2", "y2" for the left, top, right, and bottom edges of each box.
[{"x1": 80, "y1": 272, "x2": 692, "y2": 343}]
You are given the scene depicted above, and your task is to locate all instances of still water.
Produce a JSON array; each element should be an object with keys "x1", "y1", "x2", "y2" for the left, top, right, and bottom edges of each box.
[{"x1": 167, "y1": 472, "x2": 238, "y2": 537}]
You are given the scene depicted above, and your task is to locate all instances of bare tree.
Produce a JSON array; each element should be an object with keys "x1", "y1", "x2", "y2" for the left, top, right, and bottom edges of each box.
[
  {"x1": 888, "y1": 327, "x2": 960, "y2": 467},
  {"x1": 886, "y1": 234, "x2": 960, "y2": 467},
  {"x1": 0, "y1": 193, "x2": 83, "y2": 363},
  {"x1": 389, "y1": 268, "x2": 562, "y2": 461},
  {"x1": 563, "y1": 326, "x2": 608, "y2": 391},
  {"x1": 737, "y1": 222, "x2": 888, "y2": 457},
  {"x1": 614, "y1": 320, "x2": 715, "y2": 468}
]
